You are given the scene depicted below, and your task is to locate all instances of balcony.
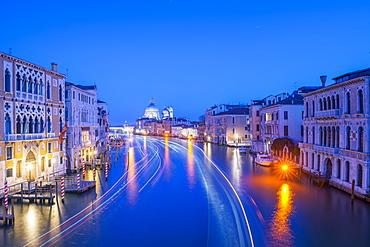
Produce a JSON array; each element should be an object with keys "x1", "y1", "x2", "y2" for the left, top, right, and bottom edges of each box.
[
  {"x1": 5, "y1": 133, "x2": 57, "y2": 142},
  {"x1": 315, "y1": 109, "x2": 340, "y2": 119},
  {"x1": 6, "y1": 133, "x2": 46, "y2": 141}
]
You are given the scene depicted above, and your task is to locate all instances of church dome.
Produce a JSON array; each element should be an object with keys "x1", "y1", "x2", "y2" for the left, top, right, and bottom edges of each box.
[{"x1": 143, "y1": 99, "x2": 160, "y2": 120}]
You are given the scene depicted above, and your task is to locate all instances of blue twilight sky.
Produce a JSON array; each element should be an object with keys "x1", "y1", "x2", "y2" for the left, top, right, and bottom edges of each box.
[{"x1": 1, "y1": 0, "x2": 370, "y2": 125}]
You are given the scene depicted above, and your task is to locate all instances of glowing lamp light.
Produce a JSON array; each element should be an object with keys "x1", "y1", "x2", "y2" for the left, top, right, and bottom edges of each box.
[
  {"x1": 282, "y1": 165, "x2": 288, "y2": 171},
  {"x1": 51, "y1": 158, "x2": 56, "y2": 164},
  {"x1": 129, "y1": 138, "x2": 133, "y2": 142}
]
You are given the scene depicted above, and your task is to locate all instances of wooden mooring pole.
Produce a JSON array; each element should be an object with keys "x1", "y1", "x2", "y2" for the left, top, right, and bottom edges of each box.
[{"x1": 351, "y1": 179, "x2": 355, "y2": 203}]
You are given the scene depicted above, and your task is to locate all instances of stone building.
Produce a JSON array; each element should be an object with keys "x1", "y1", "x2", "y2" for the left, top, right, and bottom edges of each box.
[
  {"x1": 204, "y1": 104, "x2": 251, "y2": 146},
  {"x1": 65, "y1": 82, "x2": 98, "y2": 171},
  {"x1": 0, "y1": 52, "x2": 67, "y2": 186},
  {"x1": 299, "y1": 69, "x2": 370, "y2": 197}
]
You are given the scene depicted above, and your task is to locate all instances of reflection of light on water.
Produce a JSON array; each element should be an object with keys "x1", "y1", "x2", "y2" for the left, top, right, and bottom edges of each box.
[
  {"x1": 143, "y1": 136, "x2": 147, "y2": 154},
  {"x1": 26, "y1": 206, "x2": 37, "y2": 238},
  {"x1": 232, "y1": 149, "x2": 241, "y2": 185},
  {"x1": 187, "y1": 140, "x2": 195, "y2": 188},
  {"x1": 268, "y1": 183, "x2": 295, "y2": 247},
  {"x1": 164, "y1": 137, "x2": 171, "y2": 179},
  {"x1": 127, "y1": 147, "x2": 138, "y2": 204}
]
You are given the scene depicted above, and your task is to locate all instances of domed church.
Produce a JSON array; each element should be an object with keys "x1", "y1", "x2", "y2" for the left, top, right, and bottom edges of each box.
[{"x1": 143, "y1": 99, "x2": 161, "y2": 120}]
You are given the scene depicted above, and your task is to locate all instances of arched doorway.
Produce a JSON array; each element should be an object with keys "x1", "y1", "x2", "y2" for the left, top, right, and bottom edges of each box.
[
  {"x1": 324, "y1": 158, "x2": 333, "y2": 179},
  {"x1": 25, "y1": 151, "x2": 37, "y2": 181}
]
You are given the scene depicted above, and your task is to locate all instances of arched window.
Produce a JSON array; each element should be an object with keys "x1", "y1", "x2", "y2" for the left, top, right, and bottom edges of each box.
[
  {"x1": 28, "y1": 76, "x2": 33, "y2": 93},
  {"x1": 47, "y1": 117, "x2": 52, "y2": 133},
  {"x1": 16, "y1": 116, "x2": 22, "y2": 134},
  {"x1": 301, "y1": 151, "x2": 304, "y2": 166},
  {"x1": 331, "y1": 126, "x2": 335, "y2": 148},
  {"x1": 59, "y1": 85, "x2": 63, "y2": 101},
  {"x1": 336, "y1": 126, "x2": 340, "y2": 148},
  {"x1": 346, "y1": 92, "x2": 351, "y2": 114},
  {"x1": 40, "y1": 117, "x2": 45, "y2": 132},
  {"x1": 357, "y1": 164, "x2": 363, "y2": 187},
  {"x1": 345, "y1": 161, "x2": 350, "y2": 182},
  {"x1": 358, "y1": 89, "x2": 364, "y2": 113},
  {"x1": 319, "y1": 99, "x2": 323, "y2": 111},
  {"x1": 317, "y1": 155, "x2": 321, "y2": 171},
  {"x1": 22, "y1": 75, "x2": 27, "y2": 92},
  {"x1": 358, "y1": 126, "x2": 364, "y2": 152},
  {"x1": 305, "y1": 127, "x2": 309, "y2": 143},
  {"x1": 29, "y1": 117, "x2": 34, "y2": 134},
  {"x1": 312, "y1": 100, "x2": 315, "y2": 117},
  {"x1": 346, "y1": 126, "x2": 351, "y2": 150},
  {"x1": 22, "y1": 116, "x2": 27, "y2": 134},
  {"x1": 16, "y1": 73, "x2": 21, "y2": 91},
  {"x1": 323, "y1": 98, "x2": 327, "y2": 110},
  {"x1": 5, "y1": 69, "x2": 11, "y2": 92},
  {"x1": 35, "y1": 117, "x2": 39, "y2": 133},
  {"x1": 336, "y1": 160, "x2": 341, "y2": 179},
  {"x1": 319, "y1": 127, "x2": 323, "y2": 145},
  {"x1": 47, "y1": 81, "x2": 51, "y2": 99},
  {"x1": 311, "y1": 153, "x2": 314, "y2": 169},
  {"x1": 331, "y1": 95, "x2": 335, "y2": 109},
  {"x1": 33, "y1": 79, "x2": 38, "y2": 94},
  {"x1": 327, "y1": 96, "x2": 331, "y2": 110},
  {"x1": 323, "y1": 127, "x2": 327, "y2": 146},
  {"x1": 305, "y1": 152, "x2": 308, "y2": 168},
  {"x1": 328, "y1": 127, "x2": 331, "y2": 147},
  {"x1": 40, "y1": 79, "x2": 44, "y2": 95},
  {"x1": 305, "y1": 102, "x2": 309, "y2": 118},
  {"x1": 336, "y1": 94, "x2": 340, "y2": 109},
  {"x1": 5, "y1": 114, "x2": 11, "y2": 134},
  {"x1": 312, "y1": 127, "x2": 315, "y2": 144}
]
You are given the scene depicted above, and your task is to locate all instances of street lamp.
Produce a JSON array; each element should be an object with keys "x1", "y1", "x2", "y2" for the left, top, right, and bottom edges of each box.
[{"x1": 129, "y1": 137, "x2": 133, "y2": 147}]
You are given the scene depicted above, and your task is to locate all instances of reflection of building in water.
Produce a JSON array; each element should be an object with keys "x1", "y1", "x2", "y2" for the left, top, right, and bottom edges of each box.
[{"x1": 268, "y1": 183, "x2": 295, "y2": 247}]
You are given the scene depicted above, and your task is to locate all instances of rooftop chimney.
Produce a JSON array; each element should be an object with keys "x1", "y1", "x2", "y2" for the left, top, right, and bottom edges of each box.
[
  {"x1": 320, "y1": 75, "x2": 327, "y2": 87},
  {"x1": 51, "y1": 63, "x2": 58, "y2": 72}
]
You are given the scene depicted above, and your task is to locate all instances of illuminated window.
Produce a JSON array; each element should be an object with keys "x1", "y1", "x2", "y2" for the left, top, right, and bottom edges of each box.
[{"x1": 6, "y1": 146, "x2": 13, "y2": 160}]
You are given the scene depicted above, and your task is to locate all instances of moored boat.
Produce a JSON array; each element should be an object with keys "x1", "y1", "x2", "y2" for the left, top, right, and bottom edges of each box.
[{"x1": 255, "y1": 153, "x2": 275, "y2": 167}]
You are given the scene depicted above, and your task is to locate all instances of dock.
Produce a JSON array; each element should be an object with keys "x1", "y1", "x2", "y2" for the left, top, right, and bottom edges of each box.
[{"x1": 65, "y1": 180, "x2": 96, "y2": 193}]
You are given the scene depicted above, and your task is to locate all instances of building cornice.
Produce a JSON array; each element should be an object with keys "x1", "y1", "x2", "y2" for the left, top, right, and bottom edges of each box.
[
  {"x1": 303, "y1": 77, "x2": 370, "y2": 97},
  {"x1": 0, "y1": 52, "x2": 67, "y2": 79}
]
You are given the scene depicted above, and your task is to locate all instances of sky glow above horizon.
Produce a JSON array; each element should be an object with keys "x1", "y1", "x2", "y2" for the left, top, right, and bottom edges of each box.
[{"x1": 2, "y1": 0, "x2": 370, "y2": 125}]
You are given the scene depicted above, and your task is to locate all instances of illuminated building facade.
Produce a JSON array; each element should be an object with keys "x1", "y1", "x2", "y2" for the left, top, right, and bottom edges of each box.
[
  {"x1": 0, "y1": 52, "x2": 67, "y2": 186},
  {"x1": 204, "y1": 104, "x2": 251, "y2": 146},
  {"x1": 65, "y1": 82, "x2": 98, "y2": 170},
  {"x1": 300, "y1": 69, "x2": 370, "y2": 197},
  {"x1": 259, "y1": 92, "x2": 304, "y2": 153}
]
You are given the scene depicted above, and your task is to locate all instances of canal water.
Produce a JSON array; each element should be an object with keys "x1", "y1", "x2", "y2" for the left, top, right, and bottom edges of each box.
[
  {"x1": 1, "y1": 138, "x2": 370, "y2": 247},
  {"x1": 201, "y1": 142, "x2": 370, "y2": 247}
]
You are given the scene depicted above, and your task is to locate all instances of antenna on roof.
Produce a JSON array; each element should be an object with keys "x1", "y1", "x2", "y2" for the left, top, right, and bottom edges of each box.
[
  {"x1": 9, "y1": 48, "x2": 12, "y2": 55},
  {"x1": 66, "y1": 68, "x2": 69, "y2": 76}
]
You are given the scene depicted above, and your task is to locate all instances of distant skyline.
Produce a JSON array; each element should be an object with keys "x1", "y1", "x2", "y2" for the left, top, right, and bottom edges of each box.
[{"x1": 2, "y1": 0, "x2": 370, "y2": 125}]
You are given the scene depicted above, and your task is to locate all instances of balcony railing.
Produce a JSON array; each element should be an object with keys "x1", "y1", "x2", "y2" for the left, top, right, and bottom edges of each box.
[
  {"x1": 6, "y1": 133, "x2": 56, "y2": 141},
  {"x1": 315, "y1": 109, "x2": 340, "y2": 118}
]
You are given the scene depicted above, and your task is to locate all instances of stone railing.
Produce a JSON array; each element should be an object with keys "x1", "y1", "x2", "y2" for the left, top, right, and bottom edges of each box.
[{"x1": 315, "y1": 109, "x2": 340, "y2": 118}]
